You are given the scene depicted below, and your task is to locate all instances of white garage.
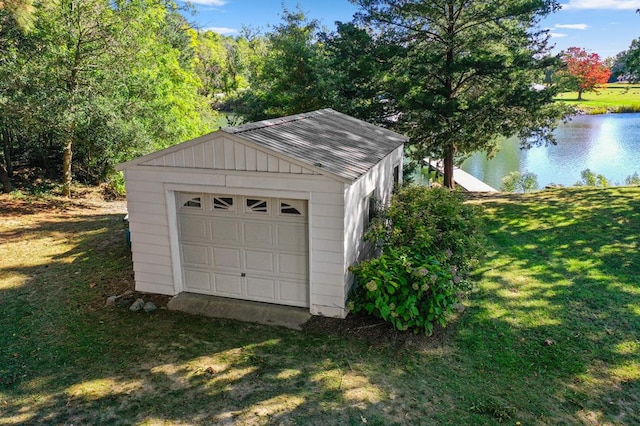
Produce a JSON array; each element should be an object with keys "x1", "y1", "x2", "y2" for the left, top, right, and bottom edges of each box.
[{"x1": 117, "y1": 109, "x2": 406, "y2": 318}]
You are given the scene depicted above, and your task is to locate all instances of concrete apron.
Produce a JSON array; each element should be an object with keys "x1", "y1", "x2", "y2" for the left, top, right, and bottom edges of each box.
[{"x1": 167, "y1": 292, "x2": 312, "y2": 331}]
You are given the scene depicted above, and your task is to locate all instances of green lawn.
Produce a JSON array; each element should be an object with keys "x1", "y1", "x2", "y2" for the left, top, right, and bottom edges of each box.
[
  {"x1": 1, "y1": 187, "x2": 638, "y2": 424},
  {"x1": 555, "y1": 83, "x2": 640, "y2": 113}
]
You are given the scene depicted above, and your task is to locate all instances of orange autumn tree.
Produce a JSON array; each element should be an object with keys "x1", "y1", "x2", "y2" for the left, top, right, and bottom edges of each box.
[{"x1": 559, "y1": 47, "x2": 612, "y2": 100}]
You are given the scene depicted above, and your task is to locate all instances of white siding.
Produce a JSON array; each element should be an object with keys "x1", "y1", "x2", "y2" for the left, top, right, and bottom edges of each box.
[
  {"x1": 342, "y1": 145, "x2": 403, "y2": 297},
  {"x1": 124, "y1": 161, "x2": 347, "y2": 317},
  {"x1": 141, "y1": 133, "x2": 321, "y2": 176},
  {"x1": 122, "y1": 131, "x2": 403, "y2": 320}
]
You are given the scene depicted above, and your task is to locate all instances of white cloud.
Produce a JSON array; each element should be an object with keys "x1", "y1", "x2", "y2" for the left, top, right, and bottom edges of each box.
[
  {"x1": 202, "y1": 26, "x2": 239, "y2": 35},
  {"x1": 563, "y1": 0, "x2": 640, "y2": 10},
  {"x1": 188, "y1": 0, "x2": 227, "y2": 6},
  {"x1": 550, "y1": 32, "x2": 569, "y2": 38},
  {"x1": 555, "y1": 23, "x2": 590, "y2": 30}
]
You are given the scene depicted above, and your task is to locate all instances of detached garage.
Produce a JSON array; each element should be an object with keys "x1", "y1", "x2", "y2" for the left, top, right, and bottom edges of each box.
[{"x1": 117, "y1": 109, "x2": 406, "y2": 318}]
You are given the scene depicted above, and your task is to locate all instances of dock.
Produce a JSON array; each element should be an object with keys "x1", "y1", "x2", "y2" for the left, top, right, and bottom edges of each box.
[{"x1": 424, "y1": 158, "x2": 498, "y2": 193}]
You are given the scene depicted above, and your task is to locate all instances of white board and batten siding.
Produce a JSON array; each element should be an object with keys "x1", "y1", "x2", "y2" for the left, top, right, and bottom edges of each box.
[{"x1": 118, "y1": 109, "x2": 407, "y2": 319}]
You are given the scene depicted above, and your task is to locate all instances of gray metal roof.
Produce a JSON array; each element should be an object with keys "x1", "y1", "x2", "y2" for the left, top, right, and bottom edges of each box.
[{"x1": 223, "y1": 109, "x2": 407, "y2": 182}]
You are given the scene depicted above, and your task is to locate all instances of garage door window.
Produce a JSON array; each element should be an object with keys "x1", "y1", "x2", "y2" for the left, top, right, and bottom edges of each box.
[
  {"x1": 213, "y1": 196, "x2": 235, "y2": 212},
  {"x1": 180, "y1": 194, "x2": 203, "y2": 209},
  {"x1": 279, "y1": 201, "x2": 304, "y2": 216},
  {"x1": 246, "y1": 198, "x2": 269, "y2": 214}
]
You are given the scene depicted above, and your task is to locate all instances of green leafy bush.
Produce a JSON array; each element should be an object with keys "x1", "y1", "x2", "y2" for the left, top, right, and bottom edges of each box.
[
  {"x1": 500, "y1": 171, "x2": 539, "y2": 193},
  {"x1": 625, "y1": 172, "x2": 640, "y2": 186},
  {"x1": 576, "y1": 169, "x2": 609, "y2": 187},
  {"x1": 349, "y1": 186, "x2": 484, "y2": 334}
]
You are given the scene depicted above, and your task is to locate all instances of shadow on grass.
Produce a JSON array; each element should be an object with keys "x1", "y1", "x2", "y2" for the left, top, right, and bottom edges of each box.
[
  {"x1": 1, "y1": 188, "x2": 639, "y2": 424},
  {"x1": 460, "y1": 187, "x2": 640, "y2": 423}
]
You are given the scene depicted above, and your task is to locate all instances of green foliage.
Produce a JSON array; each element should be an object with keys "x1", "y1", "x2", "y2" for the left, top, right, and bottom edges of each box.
[
  {"x1": 349, "y1": 249, "x2": 462, "y2": 335},
  {"x1": 500, "y1": 171, "x2": 539, "y2": 193},
  {"x1": 625, "y1": 171, "x2": 640, "y2": 185},
  {"x1": 576, "y1": 169, "x2": 609, "y2": 187},
  {"x1": 367, "y1": 186, "x2": 485, "y2": 274},
  {"x1": 349, "y1": 186, "x2": 484, "y2": 334},
  {"x1": 354, "y1": 0, "x2": 570, "y2": 188},
  {"x1": 0, "y1": 0, "x2": 215, "y2": 192}
]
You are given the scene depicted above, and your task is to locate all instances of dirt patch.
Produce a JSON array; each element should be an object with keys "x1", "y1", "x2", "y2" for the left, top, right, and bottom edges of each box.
[{"x1": 303, "y1": 312, "x2": 459, "y2": 350}]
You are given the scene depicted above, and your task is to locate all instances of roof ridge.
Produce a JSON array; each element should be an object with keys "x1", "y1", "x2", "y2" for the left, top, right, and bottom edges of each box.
[{"x1": 224, "y1": 109, "x2": 333, "y2": 135}]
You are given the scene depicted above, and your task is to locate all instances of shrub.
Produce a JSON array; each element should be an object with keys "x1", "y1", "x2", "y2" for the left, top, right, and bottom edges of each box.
[
  {"x1": 349, "y1": 248, "x2": 465, "y2": 335},
  {"x1": 625, "y1": 172, "x2": 640, "y2": 186},
  {"x1": 349, "y1": 186, "x2": 484, "y2": 334},
  {"x1": 576, "y1": 169, "x2": 609, "y2": 187},
  {"x1": 500, "y1": 171, "x2": 539, "y2": 193}
]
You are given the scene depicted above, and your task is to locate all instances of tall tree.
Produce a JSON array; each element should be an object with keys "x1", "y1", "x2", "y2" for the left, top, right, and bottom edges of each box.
[
  {"x1": 558, "y1": 47, "x2": 612, "y2": 100},
  {"x1": 354, "y1": 0, "x2": 568, "y2": 189},
  {"x1": 235, "y1": 8, "x2": 329, "y2": 121},
  {"x1": 322, "y1": 22, "x2": 400, "y2": 124},
  {"x1": 0, "y1": 0, "x2": 213, "y2": 194}
]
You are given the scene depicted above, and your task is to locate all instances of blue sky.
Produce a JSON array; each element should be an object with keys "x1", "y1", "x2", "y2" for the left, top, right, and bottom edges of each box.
[{"x1": 183, "y1": 0, "x2": 640, "y2": 58}]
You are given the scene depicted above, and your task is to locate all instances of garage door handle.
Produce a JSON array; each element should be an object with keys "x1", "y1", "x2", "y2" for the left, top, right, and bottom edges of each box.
[{"x1": 241, "y1": 273, "x2": 246, "y2": 277}]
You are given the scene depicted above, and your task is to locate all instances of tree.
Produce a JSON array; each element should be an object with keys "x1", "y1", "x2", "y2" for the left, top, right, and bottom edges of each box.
[
  {"x1": 234, "y1": 8, "x2": 329, "y2": 122},
  {"x1": 354, "y1": 0, "x2": 568, "y2": 189},
  {"x1": 558, "y1": 47, "x2": 612, "y2": 100},
  {"x1": 617, "y1": 39, "x2": 640, "y2": 82},
  {"x1": 321, "y1": 22, "x2": 401, "y2": 125},
  {"x1": 0, "y1": 0, "x2": 214, "y2": 194}
]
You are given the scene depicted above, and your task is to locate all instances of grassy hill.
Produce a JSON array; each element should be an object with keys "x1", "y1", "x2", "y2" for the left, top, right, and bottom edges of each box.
[
  {"x1": 555, "y1": 83, "x2": 640, "y2": 113},
  {"x1": 1, "y1": 187, "x2": 638, "y2": 424}
]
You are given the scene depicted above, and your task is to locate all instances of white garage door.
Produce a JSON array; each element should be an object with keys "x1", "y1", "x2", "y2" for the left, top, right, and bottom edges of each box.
[{"x1": 176, "y1": 192, "x2": 309, "y2": 307}]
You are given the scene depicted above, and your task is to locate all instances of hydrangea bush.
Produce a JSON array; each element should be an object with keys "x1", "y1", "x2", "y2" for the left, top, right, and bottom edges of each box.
[{"x1": 349, "y1": 186, "x2": 484, "y2": 335}]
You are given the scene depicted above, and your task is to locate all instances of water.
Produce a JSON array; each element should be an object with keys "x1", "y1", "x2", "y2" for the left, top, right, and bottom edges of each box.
[{"x1": 461, "y1": 113, "x2": 640, "y2": 189}]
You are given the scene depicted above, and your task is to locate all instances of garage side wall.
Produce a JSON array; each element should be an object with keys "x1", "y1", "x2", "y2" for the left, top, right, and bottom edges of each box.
[{"x1": 342, "y1": 145, "x2": 404, "y2": 303}]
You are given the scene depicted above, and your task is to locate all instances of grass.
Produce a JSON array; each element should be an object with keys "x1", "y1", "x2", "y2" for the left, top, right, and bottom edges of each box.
[
  {"x1": 555, "y1": 83, "x2": 640, "y2": 113},
  {"x1": 1, "y1": 187, "x2": 639, "y2": 424}
]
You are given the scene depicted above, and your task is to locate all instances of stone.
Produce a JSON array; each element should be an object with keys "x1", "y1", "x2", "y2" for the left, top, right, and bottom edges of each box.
[
  {"x1": 129, "y1": 298, "x2": 145, "y2": 312},
  {"x1": 543, "y1": 338, "x2": 555, "y2": 346},
  {"x1": 143, "y1": 301, "x2": 157, "y2": 313},
  {"x1": 453, "y1": 302, "x2": 466, "y2": 313},
  {"x1": 105, "y1": 295, "x2": 117, "y2": 307}
]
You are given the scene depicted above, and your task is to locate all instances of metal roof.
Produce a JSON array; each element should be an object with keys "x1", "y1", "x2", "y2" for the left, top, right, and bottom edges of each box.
[{"x1": 223, "y1": 109, "x2": 407, "y2": 182}]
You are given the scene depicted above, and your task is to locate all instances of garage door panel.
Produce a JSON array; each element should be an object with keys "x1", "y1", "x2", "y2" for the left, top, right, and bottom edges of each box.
[
  {"x1": 215, "y1": 273, "x2": 243, "y2": 296},
  {"x1": 181, "y1": 243, "x2": 210, "y2": 266},
  {"x1": 213, "y1": 247, "x2": 241, "y2": 268},
  {"x1": 184, "y1": 269, "x2": 211, "y2": 291},
  {"x1": 245, "y1": 250, "x2": 274, "y2": 272},
  {"x1": 276, "y1": 223, "x2": 307, "y2": 250},
  {"x1": 243, "y1": 222, "x2": 273, "y2": 246},
  {"x1": 246, "y1": 277, "x2": 276, "y2": 300},
  {"x1": 211, "y1": 219, "x2": 241, "y2": 243},
  {"x1": 278, "y1": 253, "x2": 307, "y2": 275},
  {"x1": 179, "y1": 216, "x2": 208, "y2": 241},
  {"x1": 279, "y1": 280, "x2": 308, "y2": 305},
  {"x1": 178, "y1": 193, "x2": 308, "y2": 307}
]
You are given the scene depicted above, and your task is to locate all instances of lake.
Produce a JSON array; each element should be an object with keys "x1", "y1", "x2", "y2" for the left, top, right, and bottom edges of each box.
[{"x1": 461, "y1": 113, "x2": 640, "y2": 189}]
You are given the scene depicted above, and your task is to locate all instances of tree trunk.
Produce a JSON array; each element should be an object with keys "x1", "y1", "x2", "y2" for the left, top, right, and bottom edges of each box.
[
  {"x1": 0, "y1": 160, "x2": 12, "y2": 193},
  {"x1": 443, "y1": 144, "x2": 456, "y2": 190},
  {"x1": 2, "y1": 128, "x2": 13, "y2": 176},
  {"x1": 62, "y1": 139, "x2": 73, "y2": 197},
  {"x1": 577, "y1": 89, "x2": 583, "y2": 100}
]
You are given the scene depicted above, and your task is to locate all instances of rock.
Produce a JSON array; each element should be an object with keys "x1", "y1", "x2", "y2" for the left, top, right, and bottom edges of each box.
[
  {"x1": 143, "y1": 301, "x2": 157, "y2": 313},
  {"x1": 105, "y1": 295, "x2": 117, "y2": 307},
  {"x1": 121, "y1": 290, "x2": 134, "y2": 297},
  {"x1": 129, "y1": 298, "x2": 145, "y2": 312},
  {"x1": 543, "y1": 338, "x2": 555, "y2": 346},
  {"x1": 453, "y1": 302, "x2": 466, "y2": 313}
]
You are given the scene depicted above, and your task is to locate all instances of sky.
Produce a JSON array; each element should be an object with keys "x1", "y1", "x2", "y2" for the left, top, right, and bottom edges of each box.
[{"x1": 181, "y1": 0, "x2": 640, "y2": 59}]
